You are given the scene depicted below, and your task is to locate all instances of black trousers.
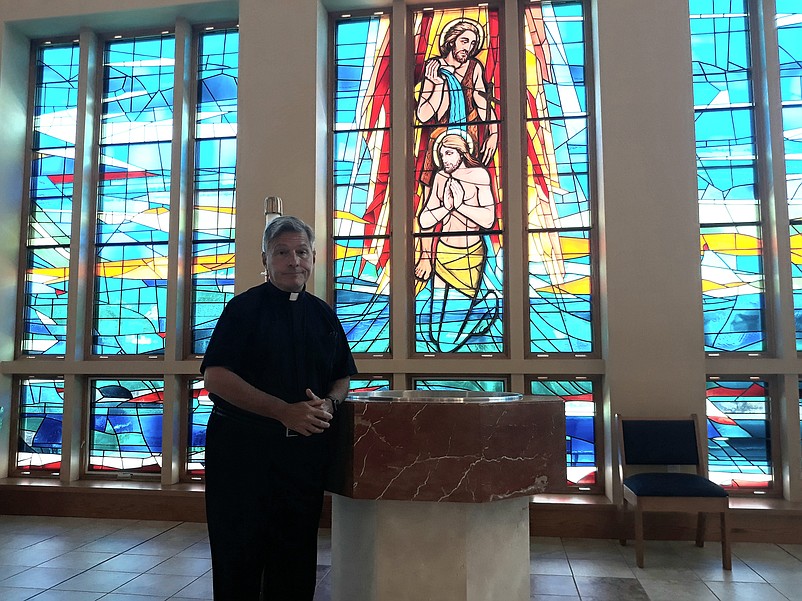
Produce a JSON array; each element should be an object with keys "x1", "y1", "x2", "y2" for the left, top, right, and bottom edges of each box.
[{"x1": 205, "y1": 408, "x2": 325, "y2": 601}]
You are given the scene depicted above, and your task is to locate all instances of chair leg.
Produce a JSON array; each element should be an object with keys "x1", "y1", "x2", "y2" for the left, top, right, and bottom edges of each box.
[
  {"x1": 720, "y1": 510, "x2": 732, "y2": 570},
  {"x1": 634, "y1": 507, "x2": 645, "y2": 568},
  {"x1": 696, "y1": 512, "x2": 706, "y2": 547},
  {"x1": 619, "y1": 500, "x2": 628, "y2": 546}
]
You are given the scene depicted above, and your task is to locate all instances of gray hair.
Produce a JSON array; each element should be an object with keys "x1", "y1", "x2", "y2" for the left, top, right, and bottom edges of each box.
[{"x1": 262, "y1": 215, "x2": 315, "y2": 253}]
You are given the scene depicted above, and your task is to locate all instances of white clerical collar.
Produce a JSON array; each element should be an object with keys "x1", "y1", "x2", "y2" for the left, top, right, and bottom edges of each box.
[{"x1": 289, "y1": 292, "x2": 299, "y2": 301}]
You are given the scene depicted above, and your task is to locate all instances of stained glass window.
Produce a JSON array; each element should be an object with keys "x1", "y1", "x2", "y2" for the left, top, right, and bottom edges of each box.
[
  {"x1": 192, "y1": 28, "x2": 238, "y2": 354},
  {"x1": 706, "y1": 378, "x2": 772, "y2": 490},
  {"x1": 412, "y1": 378, "x2": 506, "y2": 393},
  {"x1": 188, "y1": 378, "x2": 210, "y2": 475},
  {"x1": 530, "y1": 378, "x2": 596, "y2": 490},
  {"x1": 350, "y1": 378, "x2": 392, "y2": 394},
  {"x1": 690, "y1": 0, "x2": 765, "y2": 352},
  {"x1": 17, "y1": 378, "x2": 65, "y2": 473},
  {"x1": 777, "y1": 2, "x2": 802, "y2": 349},
  {"x1": 93, "y1": 34, "x2": 176, "y2": 355},
  {"x1": 22, "y1": 43, "x2": 79, "y2": 355},
  {"x1": 332, "y1": 15, "x2": 392, "y2": 354},
  {"x1": 412, "y1": 6, "x2": 504, "y2": 354},
  {"x1": 89, "y1": 378, "x2": 164, "y2": 473},
  {"x1": 524, "y1": 1, "x2": 592, "y2": 354}
]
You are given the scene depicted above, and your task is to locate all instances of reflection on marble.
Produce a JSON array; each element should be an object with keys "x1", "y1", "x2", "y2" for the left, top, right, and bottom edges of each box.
[{"x1": 329, "y1": 396, "x2": 565, "y2": 502}]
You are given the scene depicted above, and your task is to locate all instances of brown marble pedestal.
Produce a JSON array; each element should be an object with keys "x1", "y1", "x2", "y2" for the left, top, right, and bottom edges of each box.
[{"x1": 327, "y1": 391, "x2": 565, "y2": 601}]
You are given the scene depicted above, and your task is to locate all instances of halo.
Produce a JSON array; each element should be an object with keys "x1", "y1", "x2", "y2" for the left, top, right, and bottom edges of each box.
[
  {"x1": 432, "y1": 128, "x2": 476, "y2": 169},
  {"x1": 438, "y1": 17, "x2": 485, "y2": 59}
]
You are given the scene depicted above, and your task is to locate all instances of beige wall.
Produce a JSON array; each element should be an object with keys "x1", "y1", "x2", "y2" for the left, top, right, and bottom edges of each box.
[{"x1": 0, "y1": 0, "x2": 799, "y2": 500}]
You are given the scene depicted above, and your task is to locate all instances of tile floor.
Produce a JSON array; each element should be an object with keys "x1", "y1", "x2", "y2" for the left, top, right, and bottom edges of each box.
[{"x1": 1, "y1": 515, "x2": 801, "y2": 600}]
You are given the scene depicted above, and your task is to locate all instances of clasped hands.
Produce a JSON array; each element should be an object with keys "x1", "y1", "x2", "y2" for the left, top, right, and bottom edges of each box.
[{"x1": 280, "y1": 388, "x2": 334, "y2": 436}]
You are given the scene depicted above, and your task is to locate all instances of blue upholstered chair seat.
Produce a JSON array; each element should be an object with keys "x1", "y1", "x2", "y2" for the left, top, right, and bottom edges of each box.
[{"x1": 624, "y1": 472, "x2": 729, "y2": 498}]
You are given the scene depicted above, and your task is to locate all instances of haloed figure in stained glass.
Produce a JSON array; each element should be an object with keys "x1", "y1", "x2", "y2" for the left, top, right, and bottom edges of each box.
[
  {"x1": 415, "y1": 17, "x2": 498, "y2": 282},
  {"x1": 417, "y1": 132, "x2": 500, "y2": 351},
  {"x1": 419, "y1": 133, "x2": 494, "y2": 296}
]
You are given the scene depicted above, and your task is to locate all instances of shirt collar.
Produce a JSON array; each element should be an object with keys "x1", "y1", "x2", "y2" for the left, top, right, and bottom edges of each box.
[{"x1": 266, "y1": 280, "x2": 306, "y2": 302}]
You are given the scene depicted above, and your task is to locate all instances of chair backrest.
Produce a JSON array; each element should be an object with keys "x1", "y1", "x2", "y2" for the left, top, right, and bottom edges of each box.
[{"x1": 616, "y1": 414, "x2": 705, "y2": 477}]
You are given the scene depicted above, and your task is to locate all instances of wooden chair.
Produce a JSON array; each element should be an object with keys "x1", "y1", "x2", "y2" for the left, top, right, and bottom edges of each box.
[{"x1": 616, "y1": 413, "x2": 731, "y2": 569}]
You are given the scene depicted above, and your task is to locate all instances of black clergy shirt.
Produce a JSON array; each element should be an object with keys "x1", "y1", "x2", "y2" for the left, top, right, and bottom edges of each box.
[{"x1": 200, "y1": 281, "x2": 357, "y2": 457}]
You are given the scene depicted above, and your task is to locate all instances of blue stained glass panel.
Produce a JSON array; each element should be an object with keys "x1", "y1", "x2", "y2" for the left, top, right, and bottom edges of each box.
[
  {"x1": 94, "y1": 243, "x2": 168, "y2": 355},
  {"x1": 689, "y1": 2, "x2": 751, "y2": 107},
  {"x1": 530, "y1": 379, "x2": 596, "y2": 488},
  {"x1": 188, "y1": 379, "x2": 211, "y2": 475},
  {"x1": 93, "y1": 34, "x2": 175, "y2": 355},
  {"x1": 193, "y1": 241, "x2": 235, "y2": 354},
  {"x1": 191, "y1": 29, "x2": 238, "y2": 354},
  {"x1": 694, "y1": 108, "x2": 758, "y2": 211},
  {"x1": 690, "y1": 0, "x2": 764, "y2": 352},
  {"x1": 701, "y1": 226, "x2": 764, "y2": 352},
  {"x1": 333, "y1": 16, "x2": 392, "y2": 354},
  {"x1": 334, "y1": 238, "x2": 390, "y2": 354},
  {"x1": 23, "y1": 43, "x2": 79, "y2": 355},
  {"x1": 785, "y1": 106, "x2": 802, "y2": 216},
  {"x1": 524, "y1": 1, "x2": 587, "y2": 120},
  {"x1": 706, "y1": 379, "x2": 771, "y2": 490},
  {"x1": 89, "y1": 379, "x2": 164, "y2": 473},
  {"x1": 413, "y1": 379, "x2": 506, "y2": 393},
  {"x1": 334, "y1": 17, "x2": 391, "y2": 130},
  {"x1": 529, "y1": 230, "x2": 592, "y2": 353},
  {"x1": 17, "y1": 378, "x2": 65, "y2": 472}
]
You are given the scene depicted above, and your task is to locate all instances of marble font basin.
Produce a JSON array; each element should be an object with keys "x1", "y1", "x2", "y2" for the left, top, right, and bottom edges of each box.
[{"x1": 328, "y1": 391, "x2": 565, "y2": 503}]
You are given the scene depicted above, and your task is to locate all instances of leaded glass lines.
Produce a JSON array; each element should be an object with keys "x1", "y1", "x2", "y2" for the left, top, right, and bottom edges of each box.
[
  {"x1": 706, "y1": 378, "x2": 772, "y2": 489},
  {"x1": 15, "y1": 24, "x2": 239, "y2": 480},
  {"x1": 332, "y1": 15, "x2": 392, "y2": 354},
  {"x1": 524, "y1": 1, "x2": 592, "y2": 354},
  {"x1": 17, "y1": 378, "x2": 65, "y2": 472},
  {"x1": 89, "y1": 379, "x2": 164, "y2": 472},
  {"x1": 776, "y1": 2, "x2": 802, "y2": 349},
  {"x1": 690, "y1": 0, "x2": 765, "y2": 352},
  {"x1": 412, "y1": 6, "x2": 504, "y2": 354},
  {"x1": 22, "y1": 43, "x2": 80, "y2": 355},
  {"x1": 191, "y1": 28, "x2": 239, "y2": 354},
  {"x1": 93, "y1": 34, "x2": 176, "y2": 355}
]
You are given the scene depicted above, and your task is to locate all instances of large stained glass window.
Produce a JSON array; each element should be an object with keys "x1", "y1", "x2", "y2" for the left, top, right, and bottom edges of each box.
[
  {"x1": 706, "y1": 378, "x2": 772, "y2": 490},
  {"x1": 22, "y1": 43, "x2": 79, "y2": 355},
  {"x1": 690, "y1": 1, "x2": 764, "y2": 352},
  {"x1": 530, "y1": 377, "x2": 597, "y2": 490},
  {"x1": 93, "y1": 34, "x2": 176, "y2": 355},
  {"x1": 777, "y1": 3, "x2": 802, "y2": 348},
  {"x1": 17, "y1": 378, "x2": 65, "y2": 473},
  {"x1": 412, "y1": 6, "x2": 504, "y2": 354},
  {"x1": 524, "y1": 1, "x2": 592, "y2": 354},
  {"x1": 332, "y1": 14, "x2": 391, "y2": 354},
  {"x1": 89, "y1": 378, "x2": 164, "y2": 473},
  {"x1": 191, "y1": 27, "x2": 238, "y2": 354}
]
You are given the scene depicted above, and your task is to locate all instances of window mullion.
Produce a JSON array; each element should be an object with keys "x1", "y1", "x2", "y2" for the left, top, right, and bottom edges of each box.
[
  {"x1": 60, "y1": 30, "x2": 99, "y2": 483},
  {"x1": 161, "y1": 19, "x2": 193, "y2": 486},
  {"x1": 389, "y1": 2, "x2": 406, "y2": 360},
  {"x1": 503, "y1": 0, "x2": 526, "y2": 362},
  {"x1": 65, "y1": 29, "x2": 99, "y2": 364},
  {"x1": 753, "y1": 0, "x2": 794, "y2": 359}
]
